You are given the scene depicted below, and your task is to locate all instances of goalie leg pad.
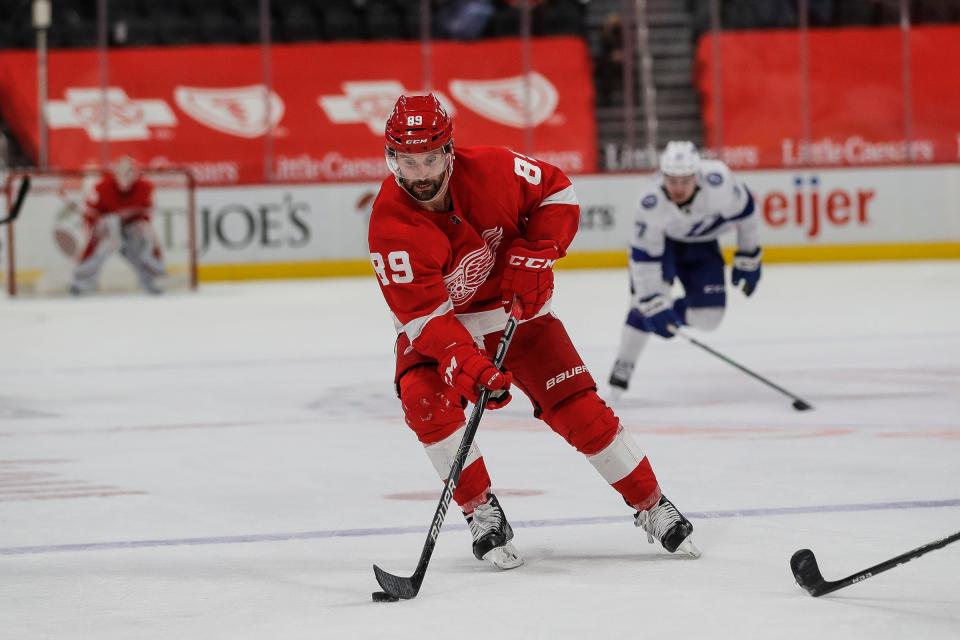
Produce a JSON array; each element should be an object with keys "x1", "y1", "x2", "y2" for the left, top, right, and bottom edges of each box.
[
  {"x1": 542, "y1": 390, "x2": 661, "y2": 510},
  {"x1": 72, "y1": 217, "x2": 123, "y2": 291},
  {"x1": 120, "y1": 221, "x2": 166, "y2": 277},
  {"x1": 398, "y1": 366, "x2": 491, "y2": 509},
  {"x1": 111, "y1": 221, "x2": 166, "y2": 293}
]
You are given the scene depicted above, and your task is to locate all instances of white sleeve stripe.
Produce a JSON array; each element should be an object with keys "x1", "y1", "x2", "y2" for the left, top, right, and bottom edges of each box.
[
  {"x1": 402, "y1": 299, "x2": 454, "y2": 342},
  {"x1": 539, "y1": 184, "x2": 578, "y2": 207},
  {"x1": 586, "y1": 427, "x2": 645, "y2": 484},
  {"x1": 424, "y1": 425, "x2": 482, "y2": 478}
]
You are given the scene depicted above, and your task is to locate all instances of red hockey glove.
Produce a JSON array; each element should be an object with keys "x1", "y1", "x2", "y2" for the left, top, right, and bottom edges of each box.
[
  {"x1": 437, "y1": 344, "x2": 513, "y2": 409},
  {"x1": 501, "y1": 239, "x2": 560, "y2": 320}
]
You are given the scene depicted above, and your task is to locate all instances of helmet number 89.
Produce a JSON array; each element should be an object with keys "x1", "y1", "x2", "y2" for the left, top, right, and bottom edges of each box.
[
  {"x1": 406, "y1": 115, "x2": 423, "y2": 126},
  {"x1": 371, "y1": 251, "x2": 414, "y2": 285}
]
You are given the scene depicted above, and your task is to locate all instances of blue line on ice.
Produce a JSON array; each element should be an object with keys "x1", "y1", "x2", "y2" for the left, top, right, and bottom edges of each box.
[{"x1": 2, "y1": 498, "x2": 958, "y2": 556}]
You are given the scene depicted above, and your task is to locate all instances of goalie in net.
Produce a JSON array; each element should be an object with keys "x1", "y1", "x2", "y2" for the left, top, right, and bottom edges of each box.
[{"x1": 70, "y1": 157, "x2": 167, "y2": 295}]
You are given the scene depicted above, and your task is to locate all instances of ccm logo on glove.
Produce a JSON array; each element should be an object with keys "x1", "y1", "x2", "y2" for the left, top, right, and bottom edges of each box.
[
  {"x1": 501, "y1": 239, "x2": 561, "y2": 320},
  {"x1": 508, "y1": 255, "x2": 556, "y2": 269}
]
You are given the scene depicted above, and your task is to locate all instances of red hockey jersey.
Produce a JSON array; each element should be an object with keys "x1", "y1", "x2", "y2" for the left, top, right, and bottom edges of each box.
[
  {"x1": 85, "y1": 174, "x2": 154, "y2": 225},
  {"x1": 368, "y1": 146, "x2": 580, "y2": 363}
]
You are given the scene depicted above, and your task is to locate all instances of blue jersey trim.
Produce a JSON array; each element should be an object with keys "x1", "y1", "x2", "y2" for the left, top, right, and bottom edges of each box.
[
  {"x1": 631, "y1": 246, "x2": 661, "y2": 262},
  {"x1": 727, "y1": 189, "x2": 755, "y2": 222}
]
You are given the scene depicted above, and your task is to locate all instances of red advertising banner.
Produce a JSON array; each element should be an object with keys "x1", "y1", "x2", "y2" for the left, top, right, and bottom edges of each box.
[
  {"x1": 0, "y1": 38, "x2": 596, "y2": 184},
  {"x1": 695, "y1": 26, "x2": 960, "y2": 168}
]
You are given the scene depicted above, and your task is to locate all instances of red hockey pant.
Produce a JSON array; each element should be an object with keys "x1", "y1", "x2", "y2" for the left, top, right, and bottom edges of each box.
[{"x1": 396, "y1": 314, "x2": 661, "y2": 513}]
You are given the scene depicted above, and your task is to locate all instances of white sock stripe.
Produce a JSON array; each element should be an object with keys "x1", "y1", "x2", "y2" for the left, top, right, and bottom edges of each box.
[
  {"x1": 586, "y1": 427, "x2": 646, "y2": 484},
  {"x1": 424, "y1": 425, "x2": 482, "y2": 479},
  {"x1": 616, "y1": 324, "x2": 651, "y2": 363}
]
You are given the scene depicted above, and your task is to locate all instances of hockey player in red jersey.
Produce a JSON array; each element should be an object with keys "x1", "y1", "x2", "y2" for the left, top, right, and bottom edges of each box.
[
  {"x1": 70, "y1": 156, "x2": 166, "y2": 295},
  {"x1": 368, "y1": 94, "x2": 700, "y2": 570}
]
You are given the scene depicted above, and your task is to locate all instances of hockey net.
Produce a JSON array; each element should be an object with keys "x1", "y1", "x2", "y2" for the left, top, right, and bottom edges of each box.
[{"x1": 2, "y1": 168, "x2": 197, "y2": 296}]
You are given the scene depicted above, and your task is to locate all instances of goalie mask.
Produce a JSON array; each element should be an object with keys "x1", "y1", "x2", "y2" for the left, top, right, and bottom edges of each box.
[
  {"x1": 384, "y1": 94, "x2": 454, "y2": 203},
  {"x1": 112, "y1": 156, "x2": 141, "y2": 193}
]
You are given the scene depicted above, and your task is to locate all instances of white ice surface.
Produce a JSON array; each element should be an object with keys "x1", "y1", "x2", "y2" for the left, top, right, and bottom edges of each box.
[{"x1": 1, "y1": 261, "x2": 958, "y2": 639}]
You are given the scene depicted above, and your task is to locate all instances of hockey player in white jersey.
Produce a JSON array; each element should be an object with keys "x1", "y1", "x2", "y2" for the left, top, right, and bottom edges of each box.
[{"x1": 608, "y1": 141, "x2": 762, "y2": 398}]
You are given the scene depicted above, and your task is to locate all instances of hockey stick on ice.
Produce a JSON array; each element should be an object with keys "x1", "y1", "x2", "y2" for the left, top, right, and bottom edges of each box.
[
  {"x1": 791, "y1": 530, "x2": 960, "y2": 597},
  {"x1": 670, "y1": 326, "x2": 814, "y2": 411},
  {"x1": 0, "y1": 175, "x2": 31, "y2": 225},
  {"x1": 372, "y1": 300, "x2": 523, "y2": 601}
]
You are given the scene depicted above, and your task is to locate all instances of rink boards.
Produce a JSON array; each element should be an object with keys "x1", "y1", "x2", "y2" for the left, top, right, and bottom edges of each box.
[
  {"x1": 195, "y1": 164, "x2": 960, "y2": 281},
  {"x1": 5, "y1": 164, "x2": 959, "y2": 283}
]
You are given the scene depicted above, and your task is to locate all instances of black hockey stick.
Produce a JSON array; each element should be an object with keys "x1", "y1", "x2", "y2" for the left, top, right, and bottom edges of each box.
[
  {"x1": 671, "y1": 326, "x2": 813, "y2": 411},
  {"x1": 791, "y1": 530, "x2": 960, "y2": 597},
  {"x1": 372, "y1": 300, "x2": 522, "y2": 601},
  {"x1": 0, "y1": 175, "x2": 31, "y2": 225}
]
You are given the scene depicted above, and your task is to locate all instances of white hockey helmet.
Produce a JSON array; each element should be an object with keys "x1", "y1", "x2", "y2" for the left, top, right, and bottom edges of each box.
[{"x1": 659, "y1": 141, "x2": 701, "y2": 177}]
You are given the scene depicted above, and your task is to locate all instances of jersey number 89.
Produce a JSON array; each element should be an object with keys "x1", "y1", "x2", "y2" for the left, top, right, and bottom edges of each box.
[
  {"x1": 371, "y1": 251, "x2": 413, "y2": 285},
  {"x1": 513, "y1": 153, "x2": 541, "y2": 186}
]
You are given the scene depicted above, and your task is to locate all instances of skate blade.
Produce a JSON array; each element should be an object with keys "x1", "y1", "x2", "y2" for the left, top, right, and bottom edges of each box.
[
  {"x1": 675, "y1": 537, "x2": 702, "y2": 559},
  {"x1": 482, "y1": 541, "x2": 524, "y2": 570}
]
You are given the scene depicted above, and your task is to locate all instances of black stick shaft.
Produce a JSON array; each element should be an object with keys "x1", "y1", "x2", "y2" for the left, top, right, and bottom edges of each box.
[
  {"x1": 814, "y1": 530, "x2": 960, "y2": 596},
  {"x1": 674, "y1": 328, "x2": 812, "y2": 408},
  {"x1": 0, "y1": 175, "x2": 31, "y2": 224},
  {"x1": 373, "y1": 301, "x2": 522, "y2": 599}
]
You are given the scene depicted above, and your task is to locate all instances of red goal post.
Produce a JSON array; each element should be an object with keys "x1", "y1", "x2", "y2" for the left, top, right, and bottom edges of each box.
[{"x1": 3, "y1": 167, "x2": 198, "y2": 296}]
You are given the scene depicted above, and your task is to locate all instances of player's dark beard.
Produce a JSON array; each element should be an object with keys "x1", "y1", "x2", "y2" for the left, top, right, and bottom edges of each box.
[{"x1": 400, "y1": 174, "x2": 444, "y2": 201}]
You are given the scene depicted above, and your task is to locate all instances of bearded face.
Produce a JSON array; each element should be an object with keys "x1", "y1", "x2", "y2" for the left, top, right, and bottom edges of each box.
[{"x1": 387, "y1": 149, "x2": 453, "y2": 202}]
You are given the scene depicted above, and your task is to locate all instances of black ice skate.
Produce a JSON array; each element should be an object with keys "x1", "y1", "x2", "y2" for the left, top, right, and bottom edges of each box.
[
  {"x1": 465, "y1": 493, "x2": 523, "y2": 570},
  {"x1": 608, "y1": 360, "x2": 634, "y2": 400},
  {"x1": 635, "y1": 495, "x2": 701, "y2": 558}
]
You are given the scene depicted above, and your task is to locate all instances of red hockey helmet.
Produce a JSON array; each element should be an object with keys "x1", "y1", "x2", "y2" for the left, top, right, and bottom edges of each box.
[{"x1": 384, "y1": 94, "x2": 453, "y2": 154}]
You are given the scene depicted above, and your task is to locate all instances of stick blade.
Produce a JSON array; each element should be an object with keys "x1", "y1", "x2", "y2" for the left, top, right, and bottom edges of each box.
[
  {"x1": 373, "y1": 564, "x2": 420, "y2": 600},
  {"x1": 792, "y1": 400, "x2": 813, "y2": 411},
  {"x1": 790, "y1": 548, "x2": 828, "y2": 596}
]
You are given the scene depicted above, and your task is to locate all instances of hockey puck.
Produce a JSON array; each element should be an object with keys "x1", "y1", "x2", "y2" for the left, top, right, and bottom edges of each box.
[
  {"x1": 372, "y1": 591, "x2": 399, "y2": 603},
  {"x1": 792, "y1": 400, "x2": 813, "y2": 411}
]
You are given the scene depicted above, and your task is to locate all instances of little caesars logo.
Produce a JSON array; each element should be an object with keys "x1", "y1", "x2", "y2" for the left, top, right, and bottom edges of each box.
[{"x1": 546, "y1": 365, "x2": 589, "y2": 390}]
